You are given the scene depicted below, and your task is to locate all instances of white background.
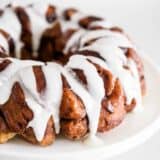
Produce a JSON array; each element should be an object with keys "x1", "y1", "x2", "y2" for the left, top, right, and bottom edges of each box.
[{"x1": 1, "y1": 0, "x2": 160, "y2": 159}]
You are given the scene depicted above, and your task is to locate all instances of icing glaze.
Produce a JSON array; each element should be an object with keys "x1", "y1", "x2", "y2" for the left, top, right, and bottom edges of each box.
[{"x1": 0, "y1": 8, "x2": 22, "y2": 57}]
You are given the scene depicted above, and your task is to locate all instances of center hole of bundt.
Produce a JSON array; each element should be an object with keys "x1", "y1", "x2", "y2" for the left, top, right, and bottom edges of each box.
[
  {"x1": 36, "y1": 36, "x2": 64, "y2": 62},
  {"x1": 13, "y1": 49, "x2": 65, "y2": 63},
  {"x1": 16, "y1": 40, "x2": 66, "y2": 63},
  {"x1": 16, "y1": 26, "x2": 70, "y2": 63}
]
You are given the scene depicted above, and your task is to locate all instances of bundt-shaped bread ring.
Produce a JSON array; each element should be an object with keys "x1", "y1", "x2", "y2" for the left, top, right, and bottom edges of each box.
[{"x1": 0, "y1": 3, "x2": 145, "y2": 146}]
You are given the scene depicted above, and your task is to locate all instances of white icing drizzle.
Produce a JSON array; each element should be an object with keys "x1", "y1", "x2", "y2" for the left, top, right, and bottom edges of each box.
[
  {"x1": 63, "y1": 29, "x2": 85, "y2": 54},
  {"x1": 0, "y1": 77, "x2": 17, "y2": 104},
  {"x1": 0, "y1": 8, "x2": 22, "y2": 57},
  {"x1": 25, "y1": 96, "x2": 51, "y2": 142},
  {"x1": 42, "y1": 63, "x2": 63, "y2": 134},
  {"x1": 80, "y1": 30, "x2": 132, "y2": 48}
]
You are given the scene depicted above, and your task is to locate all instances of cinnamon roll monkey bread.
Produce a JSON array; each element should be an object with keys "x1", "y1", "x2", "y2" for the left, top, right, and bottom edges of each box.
[{"x1": 0, "y1": 3, "x2": 146, "y2": 146}]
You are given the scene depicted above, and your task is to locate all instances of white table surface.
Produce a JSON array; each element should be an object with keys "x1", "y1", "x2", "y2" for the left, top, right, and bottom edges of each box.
[{"x1": 1, "y1": 0, "x2": 160, "y2": 159}]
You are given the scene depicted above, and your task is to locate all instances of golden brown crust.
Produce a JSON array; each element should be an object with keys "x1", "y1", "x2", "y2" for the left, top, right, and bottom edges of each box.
[
  {"x1": 60, "y1": 118, "x2": 88, "y2": 140},
  {"x1": 1, "y1": 82, "x2": 33, "y2": 133},
  {"x1": 60, "y1": 88, "x2": 86, "y2": 120},
  {"x1": 0, "y1": 114, "x2": 16, "y2": 143},
  {"x1": 22, "y1": 117, "x2": 55, "y2": 146},
  {"x1": 98, "y1": 79, "x2": 126, "y2": 132},
  {"x1": 0, "y1": 132, "x2": 16, "y2": 144}
]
